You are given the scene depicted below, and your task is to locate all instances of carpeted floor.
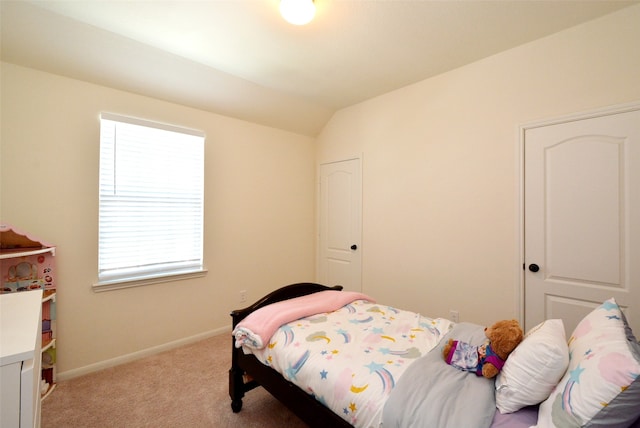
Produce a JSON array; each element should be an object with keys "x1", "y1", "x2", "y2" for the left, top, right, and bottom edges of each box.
[{"x1": 41, "y1": 333, "x2": 308, "y2": 427}]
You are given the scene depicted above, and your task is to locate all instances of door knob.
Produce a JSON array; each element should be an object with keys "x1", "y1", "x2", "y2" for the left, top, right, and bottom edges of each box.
[
  {"x1": 350, "y1": 244, "x2": 358, "y2": 250},
  {"x1": 529, "y1": 264, "x2": 540, "y2": 272}
]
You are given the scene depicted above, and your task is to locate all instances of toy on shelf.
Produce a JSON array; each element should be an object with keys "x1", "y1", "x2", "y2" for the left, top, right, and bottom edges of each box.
[{"x1": 0, "y1": 223, "x2": 55, "y2": 293}]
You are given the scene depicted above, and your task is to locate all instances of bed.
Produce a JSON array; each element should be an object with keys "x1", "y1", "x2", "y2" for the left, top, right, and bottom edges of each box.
[{"x1": 229, "y1": 283, "x2": 640, "y2": 428}]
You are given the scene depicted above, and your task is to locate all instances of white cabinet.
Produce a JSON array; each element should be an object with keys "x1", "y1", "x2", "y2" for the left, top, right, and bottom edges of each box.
[{"x1": 1, "y1": 291, "x2": 43, "y2": 428}]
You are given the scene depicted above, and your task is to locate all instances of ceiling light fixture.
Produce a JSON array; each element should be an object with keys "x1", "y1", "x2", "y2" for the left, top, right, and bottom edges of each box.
[{"x1": 280, "y1": 0, "x2": 315, "y2": 26}]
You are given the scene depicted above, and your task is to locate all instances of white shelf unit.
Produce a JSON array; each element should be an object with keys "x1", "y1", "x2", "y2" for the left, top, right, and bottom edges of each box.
[{"x1": 0, "y1": 224, "x2": 57, "y2": 401}]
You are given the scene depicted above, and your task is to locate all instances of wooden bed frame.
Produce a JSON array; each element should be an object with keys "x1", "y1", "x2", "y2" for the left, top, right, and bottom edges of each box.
[{"x1": 229, "y1": 282, "x2": 353, "y2": 428}]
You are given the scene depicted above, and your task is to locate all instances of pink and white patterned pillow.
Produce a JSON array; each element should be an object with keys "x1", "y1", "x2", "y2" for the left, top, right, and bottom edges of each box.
[{"x1": 534, "y1": 298, "x2": 640, "y2": 427}]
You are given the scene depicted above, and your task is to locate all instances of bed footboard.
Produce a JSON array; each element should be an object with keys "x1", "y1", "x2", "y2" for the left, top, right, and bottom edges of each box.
[{"x1": 229, "y1": 282, "x2": 352, "y2": 427}]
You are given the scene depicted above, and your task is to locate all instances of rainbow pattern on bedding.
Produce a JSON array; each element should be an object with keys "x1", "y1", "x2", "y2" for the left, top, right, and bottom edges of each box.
[{"x1": 245, "y1": 300, "x2": 454, "y2": 427}]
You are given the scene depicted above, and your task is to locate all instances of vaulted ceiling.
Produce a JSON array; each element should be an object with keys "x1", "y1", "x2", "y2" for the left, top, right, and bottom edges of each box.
[{"x1": 2, "y1": 1, "x2": 636, "y2": 136}]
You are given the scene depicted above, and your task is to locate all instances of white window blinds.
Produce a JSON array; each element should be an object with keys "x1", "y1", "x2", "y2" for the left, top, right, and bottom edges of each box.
[{"x1": 98, "y1": 113, "x2": 204, "y2": 286}]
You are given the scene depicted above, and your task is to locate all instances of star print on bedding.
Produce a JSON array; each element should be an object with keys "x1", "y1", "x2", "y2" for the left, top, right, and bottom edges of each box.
[
  {"x1": 534, "y1": 298, "x2": 640, "y2": 428},
  {"x1": 245, "y1": 300, "x2": 453, "y2": 427}
]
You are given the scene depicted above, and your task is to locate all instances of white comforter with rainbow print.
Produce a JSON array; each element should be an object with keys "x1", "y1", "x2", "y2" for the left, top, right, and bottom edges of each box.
[{"x1": 244, "y1": 299, "x2": 453, "y2": 427}]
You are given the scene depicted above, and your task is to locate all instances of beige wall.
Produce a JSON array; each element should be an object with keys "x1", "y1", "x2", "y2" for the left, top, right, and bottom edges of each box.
[
  {"x1": 2, "y1": 4, "x2": 639, "y2": 378},
  {"x1": 317, "y1": 5, "x2": 640, "y2": 325},
  {"x1": 0, "y1": 63, "x2": 316, "y2": 377}
]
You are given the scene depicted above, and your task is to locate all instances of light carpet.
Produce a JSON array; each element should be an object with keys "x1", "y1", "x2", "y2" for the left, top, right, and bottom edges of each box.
[{"x1": 41, "y1": 333, "x2": 308, "y2": 427}]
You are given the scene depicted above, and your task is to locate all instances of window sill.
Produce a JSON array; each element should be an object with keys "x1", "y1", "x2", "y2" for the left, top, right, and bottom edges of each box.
[{"x1": 92, "y1": 268, "x2": 208, "y2": 292}]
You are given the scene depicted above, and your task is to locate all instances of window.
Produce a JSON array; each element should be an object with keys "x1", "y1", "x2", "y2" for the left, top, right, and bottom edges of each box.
[{"x1": 96, "y1": 113, "x2": 205, "y2": 290}]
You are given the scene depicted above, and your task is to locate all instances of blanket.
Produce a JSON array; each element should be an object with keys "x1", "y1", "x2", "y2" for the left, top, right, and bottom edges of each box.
[
  {"x1": 232, "y1": 290, "x2": 374, "y2": 349},
  {"x1": 246, "y1": 299, "x2": 453, "y2": 427},
  {"x1": 382, "y1": 322, "x2": 497, "y2": 428}
]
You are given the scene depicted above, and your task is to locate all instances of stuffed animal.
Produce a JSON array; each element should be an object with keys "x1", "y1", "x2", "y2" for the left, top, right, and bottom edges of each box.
[{"x1": 442, "y1": 319, "x2": 523, "y2": 378}]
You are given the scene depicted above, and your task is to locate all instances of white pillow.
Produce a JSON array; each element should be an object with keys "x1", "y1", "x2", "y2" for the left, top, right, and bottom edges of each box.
[{"x1": 495, "y1": 319, "x2": 569, "y2": 414}]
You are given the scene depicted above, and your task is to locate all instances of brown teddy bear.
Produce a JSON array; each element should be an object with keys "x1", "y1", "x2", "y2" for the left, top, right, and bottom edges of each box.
[{"x1": 442, "y1": 319, "x2": 523, "y2": 378}]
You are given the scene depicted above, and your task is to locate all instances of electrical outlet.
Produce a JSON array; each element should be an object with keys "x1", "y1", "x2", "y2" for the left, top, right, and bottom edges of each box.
[
  {"x1": 239, "y1": 290, "x2": 247, "y2": 303},
  {"x1": 449, "y1": 310, "x2": 459, "y2": 323}
]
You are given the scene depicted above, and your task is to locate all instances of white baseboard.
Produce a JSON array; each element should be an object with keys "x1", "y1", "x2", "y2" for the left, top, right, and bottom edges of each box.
[{"x1": 57, "y1": 326, "x2": 231, "y2": 381}]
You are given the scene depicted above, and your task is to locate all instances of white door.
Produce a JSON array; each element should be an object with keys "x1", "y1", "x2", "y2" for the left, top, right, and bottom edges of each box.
[
  {"x1": 524, "y1": 107, "x2": 640, "y2": 337},
  {"x1": 318, "y1": 159, "x2": 362, "y2": 292}
]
